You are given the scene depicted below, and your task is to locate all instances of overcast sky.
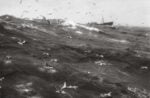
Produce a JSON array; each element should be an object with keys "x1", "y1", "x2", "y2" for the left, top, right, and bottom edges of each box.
[{"x1": 0, "y1": 0, "x2": 149, "y2": 27}]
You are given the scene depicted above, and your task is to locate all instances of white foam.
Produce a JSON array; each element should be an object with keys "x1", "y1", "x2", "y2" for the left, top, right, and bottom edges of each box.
[
  {"x1": 108, "y1": 38, "x2": 129, "y2": 44},
  {"x1": 62, "y1": 20, "x2": 101, "y2": 32},
  {"x1": 78, "y1": 24, "x2": 100, "y2": 32},
  {"x1": 62, "y1": 20, "x2": 77, "y2": 29},
  {"x1": 75, "y1": 31, "x2": 83, "y2": 34}
]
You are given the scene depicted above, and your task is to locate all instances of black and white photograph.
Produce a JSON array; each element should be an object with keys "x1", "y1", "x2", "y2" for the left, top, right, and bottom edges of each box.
[{"x1": 0, "y1": 0, "x2": 150, "y2": 98}]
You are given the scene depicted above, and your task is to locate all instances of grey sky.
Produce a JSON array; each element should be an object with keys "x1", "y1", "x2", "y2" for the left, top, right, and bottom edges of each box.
[{"x1": 0, "y1": 0, "x2": 149, "y2": 26}]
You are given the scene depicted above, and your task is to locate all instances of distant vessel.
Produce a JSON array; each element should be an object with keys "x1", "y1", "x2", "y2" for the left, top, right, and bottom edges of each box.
[
  {"x1": 100, "y1": 16, "x2": 113, "y2": 26},
  {"x1": 100, "y1": 22, "x2": 113, "y2": 26}
]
